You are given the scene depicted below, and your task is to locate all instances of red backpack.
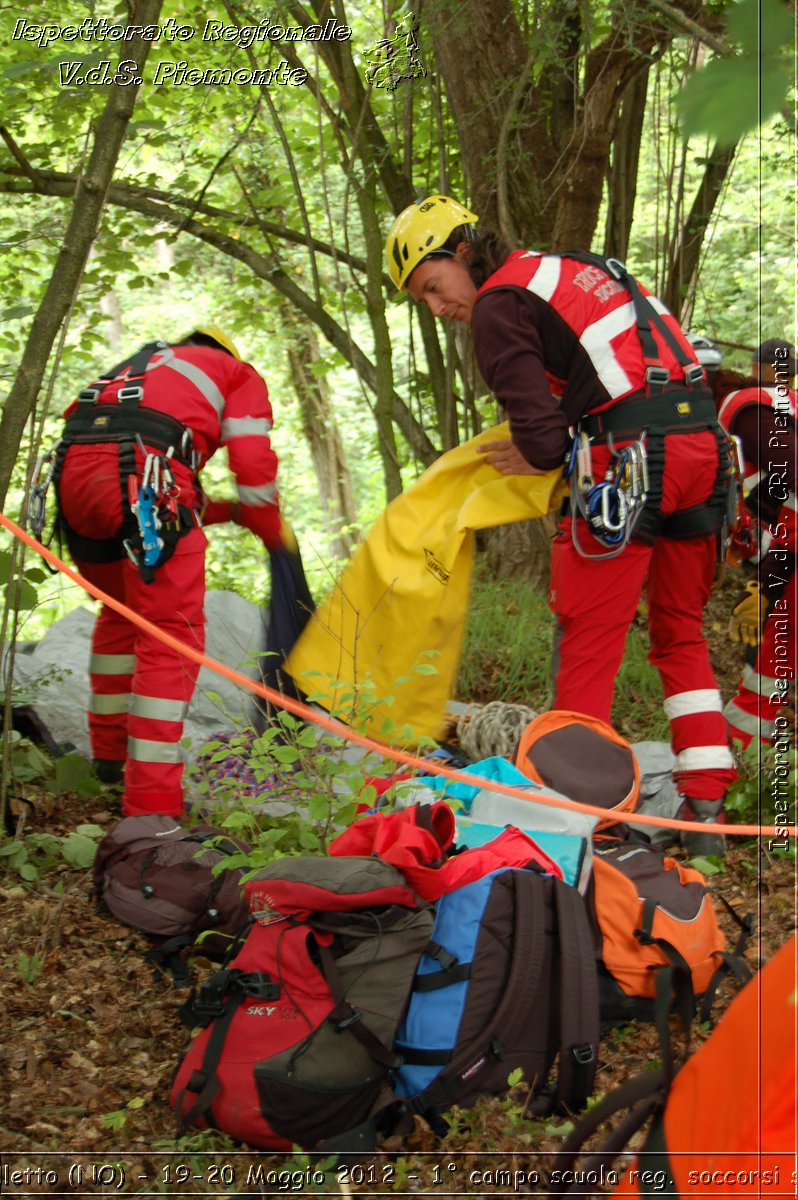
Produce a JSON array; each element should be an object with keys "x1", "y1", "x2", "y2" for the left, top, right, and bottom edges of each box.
[{"x1": 171, "y1": 856, "x2": 431, "y2": 1151}]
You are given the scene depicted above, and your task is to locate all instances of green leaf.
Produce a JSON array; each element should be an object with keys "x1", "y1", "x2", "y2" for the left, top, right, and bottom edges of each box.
[
  {"x1": 19, "y1": 862, "x2": 39, "y2": 881},
  {"x1": 1, "y1": 302, "x2": 35, "y2": 318},
  {"x1": 413, "y1": 663, "x2": 438, "y2": 676},
  {"x1": 271, "y1": 746, "x2": 301, "y2": 764},
  {"x1": 687, "y1": 855, "x2": 724, "y2": 876},
  {"x1": 55, "y1": 754, "x2": 92, "y2": 792},
  {"x1": 60, "y1": 833, "x2": 99, "y2": 869}
]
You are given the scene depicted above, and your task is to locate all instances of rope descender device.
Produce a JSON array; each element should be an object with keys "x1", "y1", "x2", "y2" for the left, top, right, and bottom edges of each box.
[{"x1": 569, "y1": 431, "x2": 649, "y2": 560}]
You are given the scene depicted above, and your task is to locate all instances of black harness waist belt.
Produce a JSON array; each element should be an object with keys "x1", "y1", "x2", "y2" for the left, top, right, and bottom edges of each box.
[
  {"x1": 581, "y1": 392, "x2": 717, "y2": 439},
  {"x1": 61, "y1": 404, "x2": 193, "y2": 465},
  {"x1": 579, "y1": 390, "x2": 731, "y2": 544}
]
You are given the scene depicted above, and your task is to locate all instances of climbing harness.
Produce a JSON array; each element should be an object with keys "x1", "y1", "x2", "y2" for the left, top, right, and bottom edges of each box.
[
  {"x1": 562, "y1": 254, "x2": 733, "y2": 557},
  {"x1": 567, "y1": 431, "x2": 650, "y2": 560},
  {"x1": 34, "y1": 342, "x2": 199, "y2": 583},
  {"x1": 27, "y1": 446, "x2": 61, "y2": 541}
]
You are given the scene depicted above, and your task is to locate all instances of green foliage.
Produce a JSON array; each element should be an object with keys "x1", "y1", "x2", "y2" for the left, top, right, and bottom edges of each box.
[
  {"x1": 198, "y1": 711, "x2": 376, "y2": 870},
  {"x1": 100, "y1": 1096, "x2": 144, "y2": 1133},
  {"x1": 0, "y1": 822, "x2": 104, "y2": 882},
  {"x1": 726, "y1": 739, "x2": 797, "y2": 854},
  {"x1": 0, "y1": 546, "x2": 46, "y2": 612},
  {"x1": 11, "y1": 950, "x2": 44, "y2": 984},
  {"x1": 458, "y1": 566, "x2": 670, "y2": 741},
  {"x1": 677, "y1": 0, "x2": 795, "y2": 145}
]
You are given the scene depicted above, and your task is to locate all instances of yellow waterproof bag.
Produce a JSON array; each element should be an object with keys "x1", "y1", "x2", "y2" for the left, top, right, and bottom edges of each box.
[{"x1": 285, "y1": 423, "x2": 566, "y2": 742}]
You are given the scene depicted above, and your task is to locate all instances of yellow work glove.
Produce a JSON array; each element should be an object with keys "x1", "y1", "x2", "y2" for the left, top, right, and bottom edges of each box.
[{"x1": 728, "y1": 580, "x2": 768, "y2": 648}]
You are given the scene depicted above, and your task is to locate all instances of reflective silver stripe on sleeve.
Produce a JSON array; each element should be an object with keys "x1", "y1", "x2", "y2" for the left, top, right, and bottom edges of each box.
[
  {"x1": 127, "y1": 737, "x2": 183, "y2": 764},
  {"x1": 740, "y1": 663, "x2": 781, "y2": 698},
  {"x1": 663, "y1": 689, "x2": 723, "y2": 720},
  {"x1": 237, "y1": 482, "x2": 278, "y2": 506},
  {"x1": 130, "y1": 695, "x2": 188, "y2": 723},
  {"x1": 89, "y1": 693, "x2": 130, "y2": 715},
  {"x1": 162, "y1": 357, "x2": 225, "y2": 419},
  {"x1": 723, "y1": 698, "x2": 776, "y2": 740},
  {"x1": 221, "y1": 416, "x2": 272, "y2": 443},
  {"x1": 674, "y1": 744, "x2": 736, "y2": 771},
  {"x1": 90, "y1": 653, "x2": 136, "y2": 675}
]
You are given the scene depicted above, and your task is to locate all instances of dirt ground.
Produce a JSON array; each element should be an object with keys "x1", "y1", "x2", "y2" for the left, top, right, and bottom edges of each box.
[
  {"x1": 1, "y1": 780, "x2": 794, "y2": 1198},
  {"x1": 1, "y1": 579, "x2": 795, "y2": 1197}
]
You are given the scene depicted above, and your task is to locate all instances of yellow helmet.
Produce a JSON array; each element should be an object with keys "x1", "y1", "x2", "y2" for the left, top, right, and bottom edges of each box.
[
  {"x1": 191, "y1": 326, "x2": 242, "y2": 359},
  {"x1": 385, "y1": 194, "x2": 479, "y2": 291}
]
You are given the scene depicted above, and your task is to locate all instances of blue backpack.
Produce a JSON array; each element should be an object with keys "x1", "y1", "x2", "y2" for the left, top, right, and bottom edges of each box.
[{"x1": 392, "y1": 866, "x2": 599, "y2": 1122}]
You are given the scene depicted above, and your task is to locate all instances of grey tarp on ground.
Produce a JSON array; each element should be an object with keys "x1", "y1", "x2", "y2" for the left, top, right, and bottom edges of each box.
[{"x1": 4, "y1": 590, "x2": 266, "y2": 762}]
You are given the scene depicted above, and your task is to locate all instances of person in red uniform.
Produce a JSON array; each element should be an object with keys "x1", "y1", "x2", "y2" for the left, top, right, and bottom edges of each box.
[
  {"x1": 718, "y1": 339, "x2": 797, "y2": 747},
  {"x1": 385, "y1": 196, "x2": 737, "y2": 856},
  {"x1": 53, "y1": 327, "x2": 284, "y2": 818}
]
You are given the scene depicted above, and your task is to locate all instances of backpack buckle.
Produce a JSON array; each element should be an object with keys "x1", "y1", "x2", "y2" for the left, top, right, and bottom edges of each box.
[
  {"x1": 78, "y1": 387, "x2": 102, "y2": 403},
  {"x1": 244, "y1": 974, "x2": 280, "y2": 1001},
  {"x1": 572, "y1": 1043, "x2": 596, "y2": 1066},
  {"x1": 336, "y1": 1007, "x2": 364, "y2": 1031}
]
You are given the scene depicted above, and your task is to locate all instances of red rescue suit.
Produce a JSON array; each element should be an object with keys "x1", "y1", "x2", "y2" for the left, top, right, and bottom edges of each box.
[
  {"x1": 55, "y1": 343, "x2": 281, "y2": 818},
  {"x1": 718, "y1": 384, "x2": 797, "y2": 747},
  {"x1": 472, "y1": 251, "x2": 737, "y2": 804}
]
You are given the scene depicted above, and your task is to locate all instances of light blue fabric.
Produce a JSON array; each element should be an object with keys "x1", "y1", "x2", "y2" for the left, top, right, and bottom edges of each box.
[
  {"x1": 417, "y1": 756, "x2": 542, "y2": 810},
  {"x1": 455, "y1": 819, "x2": 587, "y2": 890},
  {"x1": 394, "y1": 869, "x2": 509, "y2": 1098}
]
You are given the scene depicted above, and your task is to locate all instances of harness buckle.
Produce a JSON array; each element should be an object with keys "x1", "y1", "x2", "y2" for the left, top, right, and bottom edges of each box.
[
  {"x1": 604, "y1": 257, "x2": 627, "y2": 281},
  {"x1": 117, "y1": 384, "x2": 144, "y2": 403},
  {"x1": 77, "y1": 387, "x2": 102, "y2": 403},
  {"x1": 684, "y1": 363, "x2": 705, "y2": 390},
  {"x1": 645, "y1": 366, "x2": 670, "y2": 391}
]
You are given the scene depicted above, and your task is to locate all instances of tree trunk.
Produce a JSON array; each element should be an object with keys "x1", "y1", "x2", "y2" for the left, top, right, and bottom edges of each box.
[
  {"x1": 663, "y1": 140, "x2": 739, "y2": 318},
  {"x1": 604, "y1": 69, "x2": 651, "y2": 261},
  {"x1": 283, "y1": 312, "x2": 359, "y2": 562},
  {"x1": 0, "y1": 0, "x2": 163, "y2": 509},
  {"x1": 484, "y1": 516, "x2": 558, "y2": 586}
]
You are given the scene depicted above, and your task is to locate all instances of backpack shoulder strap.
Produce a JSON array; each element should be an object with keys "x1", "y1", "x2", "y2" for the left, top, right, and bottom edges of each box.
[{"x1": 552, "y1": 878, "x2": 600, "y2": 1112}]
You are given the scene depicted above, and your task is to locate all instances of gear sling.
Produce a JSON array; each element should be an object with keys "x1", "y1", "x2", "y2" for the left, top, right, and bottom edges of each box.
[
  {"x1": 568, "y1": 255, "x2": 736, "y2": 551},
  {"x1": 51, "y1": 342, "x2": 197, "y2": 582}
]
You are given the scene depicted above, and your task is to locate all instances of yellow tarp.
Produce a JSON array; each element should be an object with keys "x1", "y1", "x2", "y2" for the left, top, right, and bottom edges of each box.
[{"x1": 285, "y1": 423, "x2": 567, "y2": 743}]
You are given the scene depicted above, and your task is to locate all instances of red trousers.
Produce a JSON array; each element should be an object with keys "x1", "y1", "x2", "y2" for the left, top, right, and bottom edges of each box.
[
  {"x1": 57, "y1": 445, "x2": 206, "y2": 817},
  {"x1": 549, "y1": 432, "x2": 737, "y2": 803}
]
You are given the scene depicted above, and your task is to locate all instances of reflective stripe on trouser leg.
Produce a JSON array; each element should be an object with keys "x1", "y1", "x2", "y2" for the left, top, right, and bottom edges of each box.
[
  {"x1": 647, "y1": 532, "x2": 738, "y2": 802},
  {"x1": 75, "y1": 557, "x2": 136, "y2": 762},
  {"x1": 724, "y1": 616, "x2": 794, "y2": 748},
  {"x1": 122, "y1": 527, "x2": 207, "y2": 818}
]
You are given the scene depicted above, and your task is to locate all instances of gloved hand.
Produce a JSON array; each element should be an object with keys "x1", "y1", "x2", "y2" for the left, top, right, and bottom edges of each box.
[
  {"x1": 728, "y1": 580, "x2": 768, "y2": 647},
  {"x1": 200, "y1": 498, "x2": 235, "y2": 526}
]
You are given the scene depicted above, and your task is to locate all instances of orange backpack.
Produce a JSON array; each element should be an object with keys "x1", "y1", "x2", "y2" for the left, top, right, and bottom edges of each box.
[
  {"x1": 548, "y1": 934, "x2": 796, "y2": 1199},
  {"x1": 587, "y1": 839, "x2": 751, "y2": 1025},
  {"x1": 515, "y1": 711, "x2": 639, "y2": 832}
]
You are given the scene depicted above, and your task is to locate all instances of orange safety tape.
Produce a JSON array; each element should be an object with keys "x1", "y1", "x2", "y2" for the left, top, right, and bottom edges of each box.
[{"x1": 1, "y1": 510, "x2": 791, "y2": 839}]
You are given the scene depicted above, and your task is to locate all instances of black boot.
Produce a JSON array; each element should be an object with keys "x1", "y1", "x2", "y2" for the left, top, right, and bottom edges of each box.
[
  {"x1": 93, "y1": 759, "x2": 125, "y2": 787},
  {"x1": 679, "y1": 797, "x2": 727, "y2": 858}
]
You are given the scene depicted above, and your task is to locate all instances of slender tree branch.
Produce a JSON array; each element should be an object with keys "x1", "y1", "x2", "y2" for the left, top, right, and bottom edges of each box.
[{"x1": 0, "y1": 126, "x2": 47, "y2": 190}]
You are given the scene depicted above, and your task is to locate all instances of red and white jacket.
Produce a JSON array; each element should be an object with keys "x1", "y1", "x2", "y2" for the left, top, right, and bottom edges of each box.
[
  {"x1": 63, "y1": 344, "x2": 279, "y2": 543},
  {"x1": 719, "y1": 384, "x2": 797, "y2": 557},
  {"x1": 472, "y1": 250, "x2": 702, "y2": 469}
]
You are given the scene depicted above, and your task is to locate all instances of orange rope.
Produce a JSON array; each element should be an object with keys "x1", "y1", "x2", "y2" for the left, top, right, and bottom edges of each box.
[{"x1": 1, "y1": 510, "x2": 791, "y2": 840}]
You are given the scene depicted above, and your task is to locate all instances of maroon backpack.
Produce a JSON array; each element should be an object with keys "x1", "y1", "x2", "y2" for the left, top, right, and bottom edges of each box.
[
  {"x1": 171, "y1": 856, "x2": 432, "y2": 1151},
  {"x1": 92, "y1": 815, "x2": 252, "y2": 978}
]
